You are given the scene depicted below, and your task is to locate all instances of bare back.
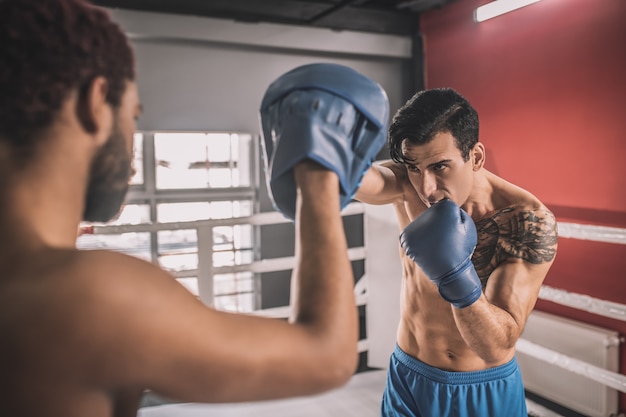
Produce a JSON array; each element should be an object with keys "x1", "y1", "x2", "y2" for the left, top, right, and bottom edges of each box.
[{"x1": 0, "y1": 249, "x2": 145, "y2": 417}]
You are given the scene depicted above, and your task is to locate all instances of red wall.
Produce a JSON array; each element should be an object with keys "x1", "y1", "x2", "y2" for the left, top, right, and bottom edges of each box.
[{"x1": 420, "y1": 0, "x2": 626, "y2": 412}]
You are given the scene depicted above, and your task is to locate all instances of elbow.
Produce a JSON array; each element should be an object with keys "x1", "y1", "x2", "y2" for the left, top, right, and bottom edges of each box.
[
  {"x1": 476, "y1": 336, "x2": 520, "y2": 365},
  {"x1": 307, "y1": 339, "x2": 359, "y2": 391},
  {"x1": 294, "y1": 310, "x2": 360, "y2": 391},
  {"x1": 333, "y1": 345, "x2": 360, "y2": 385},
  {"x1": 319, "y1": 352, "x2": 359, "y2": 391}
]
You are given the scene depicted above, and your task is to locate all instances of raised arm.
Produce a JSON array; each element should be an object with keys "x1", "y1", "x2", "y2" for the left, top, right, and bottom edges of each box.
[
  {"x1": 354, "y1": 160, "x2": 406, "y2": 205},
  {"x1": 79, "y1": 164, "x2": 359, "y2": 402},
  {"x1": 452, "y1": 206, "x2": 558, "y2": 364},
  {"x1": 78, "y1": 63, "x2": 392, "y2": 404}
]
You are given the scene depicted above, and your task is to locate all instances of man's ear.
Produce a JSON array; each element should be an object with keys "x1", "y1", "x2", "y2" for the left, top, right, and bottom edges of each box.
[
  {"x1": 471, "y1": 142, "x2": 485, "y2": 171},
  {"x1": 76, "y1": 76, "x2": 112, "y2": 145}
]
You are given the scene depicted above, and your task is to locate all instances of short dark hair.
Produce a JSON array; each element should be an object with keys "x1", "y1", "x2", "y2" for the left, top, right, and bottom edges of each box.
[
  {"x1": 388, "y1": 88, "x2": 479, "y2": 163},
  {"x1": 0, "y1": 0, "x2": 135, "y2": 149}
]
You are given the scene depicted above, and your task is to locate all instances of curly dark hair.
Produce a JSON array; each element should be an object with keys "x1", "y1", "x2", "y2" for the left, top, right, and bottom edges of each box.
[
  {"x1": 0, "y1": 0, "x2": 135, "y2": 149},
  {"x1": 388, "y1": 88, "x2": 479, "y2": 164}
]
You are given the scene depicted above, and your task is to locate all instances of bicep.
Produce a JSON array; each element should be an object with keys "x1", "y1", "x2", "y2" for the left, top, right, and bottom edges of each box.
[
  {"x1": 484, "y1": 259, "x2": 552, "y2": 332},
  {"x1": 482, "y1": 205, "x2": 558, "y2": 331}
]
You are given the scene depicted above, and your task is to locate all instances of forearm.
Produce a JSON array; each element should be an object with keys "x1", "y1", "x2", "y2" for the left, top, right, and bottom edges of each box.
[
  {"x1": 452, "y1": 295, "x2": 522, "y2": 364},
  {"x1": 291, "y1": 162, "x2": 358, "y2": 371}
]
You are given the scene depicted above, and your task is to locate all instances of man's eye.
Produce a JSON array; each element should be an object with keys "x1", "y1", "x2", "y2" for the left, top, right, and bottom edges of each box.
[
  {"x1": 406, "y1": 165, "x2": 419, "y2": 173},
  {"x1": 434, "y1": 164, "x2": 446, "y2": 171}
]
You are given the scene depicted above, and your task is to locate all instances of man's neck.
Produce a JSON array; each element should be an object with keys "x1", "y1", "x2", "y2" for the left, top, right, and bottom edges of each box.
[{"x1": 462, "y1": 169, "x2": 497, "y2": 220}]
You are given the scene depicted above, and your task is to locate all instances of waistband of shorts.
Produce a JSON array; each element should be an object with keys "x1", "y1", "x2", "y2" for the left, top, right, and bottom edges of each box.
[{"x1": 392, "y1": 344, "x2": 519, "y2": 385}]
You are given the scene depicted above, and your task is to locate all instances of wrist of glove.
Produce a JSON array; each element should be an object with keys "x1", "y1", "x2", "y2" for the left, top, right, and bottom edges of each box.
[
  {"x1": 399, "y1": 199, "x2": 482, "y2": 309},
  {"x1": 431, "y1": 258, "x2": 482, "y2": 308}
]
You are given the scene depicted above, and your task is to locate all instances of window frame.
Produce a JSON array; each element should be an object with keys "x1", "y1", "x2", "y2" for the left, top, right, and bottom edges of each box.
[{"x1": 101, "y1": 131, "x2": 262, "y2": 311}]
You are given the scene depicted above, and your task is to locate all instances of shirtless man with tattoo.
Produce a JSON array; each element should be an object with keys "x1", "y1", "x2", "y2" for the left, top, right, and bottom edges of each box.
[{"x1": 355, "y1": 88, "x2": 558, "y2": 417}]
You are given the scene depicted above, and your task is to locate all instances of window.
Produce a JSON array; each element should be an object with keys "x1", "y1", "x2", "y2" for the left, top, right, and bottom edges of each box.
[
  {"x1": 154, "y1": 132, "x2": 252, "y2": 189},
  {"x1": 77, "y1": 132, "x2": 258, "y2": 313}
]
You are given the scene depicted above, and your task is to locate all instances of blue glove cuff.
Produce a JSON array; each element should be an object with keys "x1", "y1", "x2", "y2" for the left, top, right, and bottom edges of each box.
[{"x1": 437, "y1": 258, "x2": 482, "y2": 308}]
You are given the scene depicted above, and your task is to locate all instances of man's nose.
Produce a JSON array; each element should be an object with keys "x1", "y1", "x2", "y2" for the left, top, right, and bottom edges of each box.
[{"x1": 418, "y1": 171, "x2": 438, "y2": 200}]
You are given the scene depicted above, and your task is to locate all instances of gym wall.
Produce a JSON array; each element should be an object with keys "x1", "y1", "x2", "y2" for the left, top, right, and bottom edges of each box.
[{"x1": 419, "y1": 0, "x2": 626, "y2": 411}]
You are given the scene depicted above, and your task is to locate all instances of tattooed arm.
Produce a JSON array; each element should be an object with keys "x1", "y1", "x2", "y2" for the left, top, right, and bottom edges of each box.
[{"x1": 452, "y1": 206, "x2": 558, "y2": 365}]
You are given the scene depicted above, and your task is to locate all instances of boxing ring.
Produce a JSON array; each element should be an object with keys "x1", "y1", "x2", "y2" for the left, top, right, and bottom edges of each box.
[{"x1": 83, "y1": 203, "x2": 626, "y2": 417}]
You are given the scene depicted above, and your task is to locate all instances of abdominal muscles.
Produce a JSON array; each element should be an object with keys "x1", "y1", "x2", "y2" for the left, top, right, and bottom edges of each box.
[{"x1": 396, "y1": 260, "x2": 488, "y2": 372}]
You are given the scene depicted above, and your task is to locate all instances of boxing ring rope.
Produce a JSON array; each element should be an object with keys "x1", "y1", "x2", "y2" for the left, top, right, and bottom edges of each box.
[
  {"x1": 86, "y1": 203, "x2": 626, "y2": 400},
  {"x1": 516, "y1": 339, "x2": 626, "y2": 394},
  {"x1": 518, "y1": 221, "x2": 626, "y2": 400},
  {"x1": 518, "y1": 284, "x2": 626, "y2": 388},
  {"x1": 557, "y1": 222, "x2": 626, "y2": 245},
  {"x1": 538, "y1": 285, "x2": 626, "y2": 322}
]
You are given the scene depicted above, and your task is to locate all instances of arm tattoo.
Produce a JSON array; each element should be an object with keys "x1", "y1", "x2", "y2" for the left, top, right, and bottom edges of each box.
[{"x1": 472, "y1": 207, "x2": 558, "y2": 284}]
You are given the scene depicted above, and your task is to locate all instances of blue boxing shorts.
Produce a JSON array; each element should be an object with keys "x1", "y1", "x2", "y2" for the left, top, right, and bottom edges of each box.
[{"x1": 381, "y1": 345, "x2": 527, "y2": 417}]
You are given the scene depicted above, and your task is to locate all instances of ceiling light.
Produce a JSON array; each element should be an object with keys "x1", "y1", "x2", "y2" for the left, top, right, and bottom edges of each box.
[{"x1": 474, "y1": 0, "x2": 543, "y2": 22}]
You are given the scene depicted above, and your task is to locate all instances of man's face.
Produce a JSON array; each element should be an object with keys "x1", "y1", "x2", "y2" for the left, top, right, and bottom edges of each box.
[
  {"x1": 83, "y1": 82, "x2": 141, "y2": 223},
  {"x1": 402, "y1": 132, "x2": 476, "y2": 208}
]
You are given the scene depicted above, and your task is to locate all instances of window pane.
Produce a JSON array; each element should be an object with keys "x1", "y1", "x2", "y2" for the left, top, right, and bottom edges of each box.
[
  {"x1": 213, "y1": 226, "x2": 233, "y2": 251},
  {"x1": 214, "y1": 225, "x2": 253, "y2": 250},
  {"x1": 77, "y1": 204, "x2": 152, "y2": 261},
  {"x1": 157, "y1": 229, "x2": 197, "y2": 272},
  {"x1": 154, "y1": 132, "x2": 252, "y2": 190},
  {"x1": 214, "y1": 293, "x2": 255, "y2": 313},
  {"x1": 157, "y1": 202, "x2": 211, "y2": 223},
  {"x1": 234, "y1": 225, "x2": 253, "y2": 249},
  {"x1": 159, "y1": 253, "x2": 198, "y2": 272},
  {"x1": 213, "y1": 249, "x2": 254, "y2": 267},
  {"x1": 130, "y1": 133, "x2": 144, "y2": 185},
  {"x1": 231, "y1": 134, "x2": 252, "y2": 188},
  {"x1": 157, "y1": 200, "x2": 253, "y2": 223},
  {"x1": 155, "y1": 204, "x2": 254, "y2": 273},
  {"x1": 214, "y1": 273, "x2": 254, "y2": 296},
  {"x1": 115, "y1": 204, "x2": 151, "y2": 225},
  {"x1": 77, "y1": 233, "x2": 151, "y2": 262}
]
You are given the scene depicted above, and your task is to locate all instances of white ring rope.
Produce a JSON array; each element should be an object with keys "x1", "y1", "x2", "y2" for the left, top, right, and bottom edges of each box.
[
  {"x1": 557, "y1": 222, "x2": 626, "y2": 245},
  {"x1": 516, "y1": 339, "x2": 626, "y2": 394},
  {"x1": 538, "y1": 285, "x2": 626, "y2": 323}
]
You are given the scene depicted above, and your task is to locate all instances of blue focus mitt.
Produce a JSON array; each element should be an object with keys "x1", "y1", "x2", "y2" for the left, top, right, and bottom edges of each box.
[{"x1": 260, "y1": 63, "x2": 389, "y2": 220}]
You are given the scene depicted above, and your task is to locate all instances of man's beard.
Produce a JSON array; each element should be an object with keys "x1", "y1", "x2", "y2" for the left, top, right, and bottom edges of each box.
[{"x1": 83, "y1": 121, "x2": 132, "y2": 223}]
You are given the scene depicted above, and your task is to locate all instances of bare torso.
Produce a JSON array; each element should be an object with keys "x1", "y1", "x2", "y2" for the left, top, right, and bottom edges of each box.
[{"x1": 394, "y1": 171, "x2": 557, "y2": 371}]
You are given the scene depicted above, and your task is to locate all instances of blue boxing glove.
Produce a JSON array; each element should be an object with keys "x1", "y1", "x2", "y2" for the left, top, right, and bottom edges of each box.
[
  {"x1": 400, "y1": 200, "x2": 482, "y2": 308},
  {"x1": 260, "y1": 63, "x2": 389, "y2": 220}
]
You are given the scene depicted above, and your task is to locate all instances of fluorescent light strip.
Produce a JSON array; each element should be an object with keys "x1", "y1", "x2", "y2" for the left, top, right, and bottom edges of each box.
[{"x1": 474, "y1": 0, "x2": 542, "y2": 22}]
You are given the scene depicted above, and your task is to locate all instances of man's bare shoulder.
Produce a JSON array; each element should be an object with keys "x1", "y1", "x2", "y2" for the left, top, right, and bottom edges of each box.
[
  {"x1": 0, "y1": 248, "x2": 214, "y2": 396},
  {"x1": 480, "y1": 173, "x2": 558, "y2": 254},
  {"x1": 472, "y1": 202, "x2": 558, "y2": 284},
  {"x1": 67, "y1": 249, "x2": 192, "y2": 311},
  {"x1": 72, "y1": 249, "x2": 169, "y2": 282},
  {"x1": 2, "y1": 248, "x2": 183, "y2": 316}
]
